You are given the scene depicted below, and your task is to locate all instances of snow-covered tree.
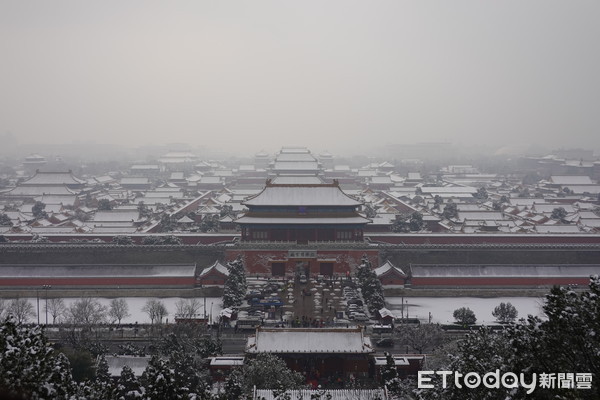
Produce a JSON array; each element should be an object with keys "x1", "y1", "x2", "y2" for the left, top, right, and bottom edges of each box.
[
  {"x1": 68, "y1": 297, "x2": 107, "y2": 325},
  {"x1": 452, "y1": 307, "x2": 476, "y2": 326},
  {"x1": 381, "y1": 351, "x2": 398, "y2": 388},
  {"x1": 492, "y1": 302, "x2": 518, "y2": 324},
  {"x1": 45, "y1": 297, "x2": 67, "y2": 324},
  {"x1": 97, "y1": 199, "x2": 112, "y2": 211},
  {"x1": 6, "y1": 298, "x2": 36, "y2": 324},
  {"x1": 49, "y1": 352, "x2": 77, "y2": 399},
  {"x1": 391, "y1": 212, "x2": 424, "y2": 233},
  {"x1": 109, "y1": 298, "x2": 130, "y2": 325},
  {"x1": 155, "y1": 333, "x2": 217, "y2": 398},
  {"x1": 112, "y1": 235, "x2": 134, "y2": 245},
  {"x1": 442, "y1": 202, "x2": 458, "y2": 219},
  {"x1": 416, "y1": 277, "x2": 600, "y2": 400},
  {"x1": 32, "y1": 201, "x2": 47, "y2": 219},
  {"x1": 356, "y1": 256, "x2": 386, "y2": 314},
  {"x1": 225, "y1": 353, "x2": 304, "y2": 396},
  {"x1": 142, "y1": 235, "x2": 183, "y2": 245},
  {"x1": 89, "y1": 354, "x2": 114, "y2": 400},
  {"x1": 142, "y1": 299, "x2": 168, "y2": 325},
  {"x1": 175, "y1": 298, "x2": 202, "y2": 319},
  {"x1": 474, "y1": 187, "x2": 488, "y2": 200},
  {"x1": 397, "y1": 323, "x2": 444, "y2": 354},
  {"x1": 200, "y1": 214, "x2": 220, "y2": 233},
  {"x1": 363, "y1": 203, "x2": 378, "y2": 218},
  {"x1": 551, "y1": 207, "x2": 569, "y2": 223},
  {"x1": 0, "y1": 213, "x2": 12, "y2": 226},
  {"x1": 0, "y1": 299, "x2": 6, "y2": 320},
  {"x1": 141, "y1": 356, "x2": 178, "y2": 400},
  {"x1": 223, "y1": 257, "x2": 247, "y2": 309},
  {"x1": 113, "y1": 365, "x2": 143, "y2": 400},
  {"x1": 137, "y1": 201, "x2": 152, "y2": 219},
  {"x1": 0, "y1": 316, "x2": 76, "y2": 399}
]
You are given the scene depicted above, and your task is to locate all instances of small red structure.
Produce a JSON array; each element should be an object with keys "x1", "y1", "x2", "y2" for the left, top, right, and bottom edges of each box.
[
  {"x1": 209, "y1": 357, "x2": 245, "y2": 381},
  {"x1": 197, "y1": 260, "x2": 230, "y2": 286},
  {"x1": 374, "y1": 260, "x2": 407, "y2": 286}
]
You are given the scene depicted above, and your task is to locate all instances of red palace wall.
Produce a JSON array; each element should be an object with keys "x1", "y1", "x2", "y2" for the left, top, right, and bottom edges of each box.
[
  {"x1": 0, "y1": 277, "x2": 196, "y2": 287},
  {"x1": 225, "y1": 248, "x2": 380, "y2": 276},
  {"x1": 379, "y1": 277, "x2": 405, "y2": 285},
  {"x1": 368, "y1": 234, "x2": 600, "y2": 245},
  {"x1": 198, "y1": 272, "x2": 227, "y2": 286},
  {"x1": 410, "y1": 276, "x2": 592, "y2": 287}
]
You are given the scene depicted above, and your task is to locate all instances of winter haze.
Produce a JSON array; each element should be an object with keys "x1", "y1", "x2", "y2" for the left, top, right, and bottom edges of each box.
[{"x1": 1, "y1": 1, "x2": 599, "y2": 155}]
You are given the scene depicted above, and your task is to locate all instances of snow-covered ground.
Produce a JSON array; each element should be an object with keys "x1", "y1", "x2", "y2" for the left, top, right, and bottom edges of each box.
[
  {"x1": 17, "y1": 293, "x2": 547, "y2": 326},
  {"x1": 22, "y1": 297, "x2": 223, "y2": 324},
  {"x1": 386, "y1": 296, "x2": 547, "y2": 325}
]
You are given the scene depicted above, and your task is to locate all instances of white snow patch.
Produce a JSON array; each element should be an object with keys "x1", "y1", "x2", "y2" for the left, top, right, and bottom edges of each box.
[
  {"x1": 386, "y1": 296, "x2": 546, "y2": 325},
  {"x1": 22, "y1": 297, "x2": 222, "y2": 324}
]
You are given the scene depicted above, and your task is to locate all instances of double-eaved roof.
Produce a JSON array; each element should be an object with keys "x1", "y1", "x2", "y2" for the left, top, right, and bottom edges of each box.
[
  {"x1": 21, "y1": 170, "x2": 86, "y2": 186},
  {"x1": 243, "y1": 181, "x2": 362, "y2": 207}
]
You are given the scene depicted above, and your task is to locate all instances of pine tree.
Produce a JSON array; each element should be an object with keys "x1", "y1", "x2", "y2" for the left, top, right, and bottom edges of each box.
[
  {"x1": 0, "y1": 316, "x2": 76, "y2": 399},
  {"x1": 416, "y1": 277, "x2": 600, "y2": 400},
  {"x1": 223, "y1": 257, "x2": 247, "y2": 309},
  {"x1": 89, "y1": 354, "x2": 114, "y2": 400},
  {"x1": 48, "y1": 353, "x2": 77, "y2": 399},
  {"x1": 227, "y1": 353, "x2": 304, "y2": 396},
  {"x1": 113, "y1": 365, "x2": 143, "y2": 400},
  {"x1": 141, "y1": 356, "x2": 178, "y2": 400},
  {"x1": 356, "y1": 256, "x2": 386, "y2": 314}
]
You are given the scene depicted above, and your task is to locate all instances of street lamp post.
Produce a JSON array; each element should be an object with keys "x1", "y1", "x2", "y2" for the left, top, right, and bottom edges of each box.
[
  {"x1": 42, "y1": 285, "x2": 51, "y2": 325},
  {"x1": 36, "y1": 288, "x2": 40, "y2": 325}
]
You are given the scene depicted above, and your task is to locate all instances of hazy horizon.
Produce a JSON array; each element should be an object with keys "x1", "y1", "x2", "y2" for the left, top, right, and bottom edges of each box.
[{"x1": 2, "y1": 1, "x2": 599, "y2": 155}]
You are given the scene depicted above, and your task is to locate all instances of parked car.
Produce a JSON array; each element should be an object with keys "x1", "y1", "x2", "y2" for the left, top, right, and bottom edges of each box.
[
  {"x1": 245, "y1": 291, "x2": 264, "y2": 300},
  {"x1": 376, "y1": 338, "x2": 395, "y2": 347},
  {"x1": 347, "y1": 299, "x2": 363, "y2": 306},
  {"x1": 352, "y1": 313, "x2": 369, "y2": 322},
  {"x1": 354, "y1": 315, "x2": 369, "y2": 322}
]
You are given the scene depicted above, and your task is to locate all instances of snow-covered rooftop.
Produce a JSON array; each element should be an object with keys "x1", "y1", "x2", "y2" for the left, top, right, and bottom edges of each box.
[
  {"x1": 106, "y1": 356, "x2": 151, "y2": 377},
  {"x1": 535, "y1": 225, "x2": 582, "y2": 233},
  {"x1": 410, "y1": 264, "x2": 600, "y2": 278},
  {"x1": 93, "y1": 210, "x2": 141, "y2": 223},
  {"x1": 550, "y1": 175, "x2": 594, "y2": 185},
  {"x1": 246, "y1": 327, "x2": 374, "y2": 354},
  {"x1": 235, "y1": 216, "x2": 370, "y2": 225},
  {"x1": 243, "y1": 182, "x2": 361, "y2": 207},
  {"x1": 120, "y1": 177, "x2": 150, "y2": 185},
  {"x1": 210, "y1": 357, "x2": 244, "y2": 367},
  {"x1": 22, "y1": 170, "x2": 86, "y2": 186},
  {"x1": 374, "y1": 260, "x2": 406, "y2": 277},
  {"x1": 271, "y1": 176, "x2": 324, "y2": 185},
  {"x1": 272, "y1": 161, "x2": 320, "y2": 171},
  {"x1": 3, "y1": 185, "x2": 77, "y2": 196},
  {"x1": 199, "y1": 260, "x2": 230, "y2": 278},
  {"x1": 0, "y1": 264, "x2": 197, "y2": 278},
  {"x1": 275, "y1": 152, "x2": 317, "y2": 162}
]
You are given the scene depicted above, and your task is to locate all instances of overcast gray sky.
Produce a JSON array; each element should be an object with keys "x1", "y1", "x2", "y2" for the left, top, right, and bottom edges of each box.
[{"x1": 1, "y1": 1, "x2": 599, "y2": 155}]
